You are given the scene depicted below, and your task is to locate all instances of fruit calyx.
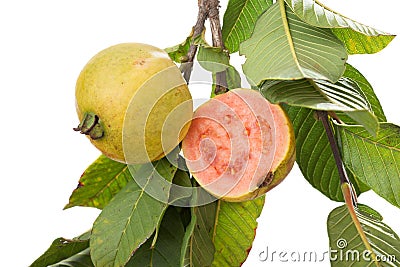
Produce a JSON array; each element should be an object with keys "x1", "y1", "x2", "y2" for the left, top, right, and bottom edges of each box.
[{"x1": 73, "y1": 112, "x2": 104, "y2": 140}]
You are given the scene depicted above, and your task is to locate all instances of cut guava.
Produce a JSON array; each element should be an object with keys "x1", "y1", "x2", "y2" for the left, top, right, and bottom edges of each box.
[{"x1": 182, "y1": 89, "x2": 295, "y2": 201}]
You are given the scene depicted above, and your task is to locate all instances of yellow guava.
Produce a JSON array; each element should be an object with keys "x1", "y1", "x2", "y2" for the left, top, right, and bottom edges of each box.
[
  {"x1": 75, "y1": 43, "x2": 193, "y2": 164},
  {"x1": 182, "y1": 89, "x2": 295, "y2": 201}
]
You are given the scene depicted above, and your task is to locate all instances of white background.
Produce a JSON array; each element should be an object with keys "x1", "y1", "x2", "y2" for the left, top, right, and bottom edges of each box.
[{"x1": 1, "y1": 0, "x2": 399, "y2": 266}]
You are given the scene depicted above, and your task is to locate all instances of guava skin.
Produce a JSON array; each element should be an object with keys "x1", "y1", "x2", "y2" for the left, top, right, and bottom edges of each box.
[
  {"x1": 182, "y1": 89, "x2": 295, "y2": 201},
  {"x1": 75, "y1": 43, "x2": 192, "y2": 164}
]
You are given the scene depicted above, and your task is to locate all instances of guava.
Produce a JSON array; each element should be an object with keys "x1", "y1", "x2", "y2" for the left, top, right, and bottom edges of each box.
[
  {"x1": 74, "y1": 43, "x2": 193, "y2": 164},
  {"x1": 182, "y1": 89, "x2": 295, "y2": 201}
]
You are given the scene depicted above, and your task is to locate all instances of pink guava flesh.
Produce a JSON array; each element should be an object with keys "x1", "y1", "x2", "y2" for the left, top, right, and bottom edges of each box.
[{"x1": 182, "y1": 89, "x2": 292, "y2": 200}]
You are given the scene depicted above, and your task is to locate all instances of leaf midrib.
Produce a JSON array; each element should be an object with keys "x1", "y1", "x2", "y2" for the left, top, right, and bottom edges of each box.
[
  {"x1": 279, "y1": 0, "x2": 304, "y2": 77},
  {"x1": 211, "y1": 200, "x2": 221, "y2": 244}
]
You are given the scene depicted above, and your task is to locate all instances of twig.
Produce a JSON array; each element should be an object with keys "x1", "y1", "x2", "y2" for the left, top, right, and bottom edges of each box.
[
  {"x1": 316, "y1": 110, "x2": 357, "y2": 206},
  {"x1": 182, "y1": 0, "x2": 228, "y2": 95},
  {"x1": 182, "y1": 0, "x2": 209, "y2": 83},
  {"x1": 208, "y1": 0, "x2": 228, "y2": 94},
  {"x1": 208, "y1": 0, "x2": 223, "y2": 48}
]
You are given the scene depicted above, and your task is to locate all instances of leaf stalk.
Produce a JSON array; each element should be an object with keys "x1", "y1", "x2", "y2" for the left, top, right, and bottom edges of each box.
[
  {"x1": 317, "y1": 110, "x2": 357, "y2": 206},
  {"x1": 318, "y1": 111, "x2": 380, "y2": 265}
]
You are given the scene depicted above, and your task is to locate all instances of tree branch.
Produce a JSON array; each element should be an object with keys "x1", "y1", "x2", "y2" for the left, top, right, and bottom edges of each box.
[
  {"x1": 208, "y1": 0, "x2": 228, "y2": 95},
  {"x1": 208, "y1": 0, "x2": 224, "y2": 48},
  {"x1": 181, "y1": 0, "x2": 208, "y2": 83},
  {"x1": 182, "y1": 0, "x2": 228, "y2": 95}
]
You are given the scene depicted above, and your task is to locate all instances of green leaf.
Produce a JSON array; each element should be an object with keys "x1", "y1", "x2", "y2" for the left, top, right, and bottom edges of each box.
[
  {"x1": 186, "y1": 202, "x2": 217, "y2": 267},
  {"x1": 284, "y1": 0, "x2": 396, "y2": 54},
  {"x1": 164, "y1": 36, "x2": 192, "y2": 63},
  {"x1": 342, "y1": 64, "x2": 386, "y2": 122},
  {"x1": 126, "y1": 207, "x2": 185, "y2": 267},
  {"x1": 180, "y1": 207, "x2": 197, "y2": 267},
  {"x1": 222, "y1": 0, "x2": 273, "y2": 53},
  {"x1": 90, "y1": 158, "x2": 177, "y2": 267},
  {"x1": 197, "y1": 46, "x2": 230, "y2": 73},
  {"x1": 65, "y1": 155, "x2": 140, "y2": 210},
  {"x1": 179, "y1": 207, "x2": 197, "y2": 267},
  {"x1": 284, "y1": 105, "x2": 367, "y2": 201},
  {"x1": 328, "y1": 204, "x2": 400, "y2": 266},
  {"x1": 357, "y1": 204, "x2": 383, "y2": 221},
  {"x1": 211, "y1": 196, "x2": 265, "y2": 266},
  {"x1": 333, "y1": 29, "x2": 395, "y2": 55},
  {"x1": 240, "y1": 1, "x2": 347, "y2": 85},
  {"x1": 31, "y1": 232, "x2": 90, "y2": 267},
  {"x1": 225, "y1": 65, "x2": 241, "y2": 90},
  {"x1": 192, "y1": 33, "x2": 209, "y2": 47},
  {"x1": 49, "y1": 248, "x2": 93, "y2": 267},
  {"x1": 337, "y1": 123, "x2": 400, "y2": 208},
  {"x1": 169, "y1": 170, "x2": 193, "y2": 206},
  {"x1": 281, "y1": 64, "x2": 385, "y2": 201},
  {"x1": 211, "y1": 64, "x2": 242, "y2": 98},
  {"x1": 261, "y1": 77, "x2": 378, "y2": 135}
]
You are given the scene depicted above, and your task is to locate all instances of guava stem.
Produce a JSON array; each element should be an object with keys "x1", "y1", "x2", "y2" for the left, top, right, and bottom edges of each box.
[
  {"x1": 208, "y1": 0, "x2": 228, "y2": 94},
  {"x1": 182, "y1": 0, "x2": 228, "y2": 95},
  {"x1": 181, "y1": 0, "x2": 208, "y2": 83},
  {"x1": 317, "y1": 110, "x2": 357, "y2": 206},
  {"x1": 73, "y1": 112, "x2": 104, "y2": 140}
]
